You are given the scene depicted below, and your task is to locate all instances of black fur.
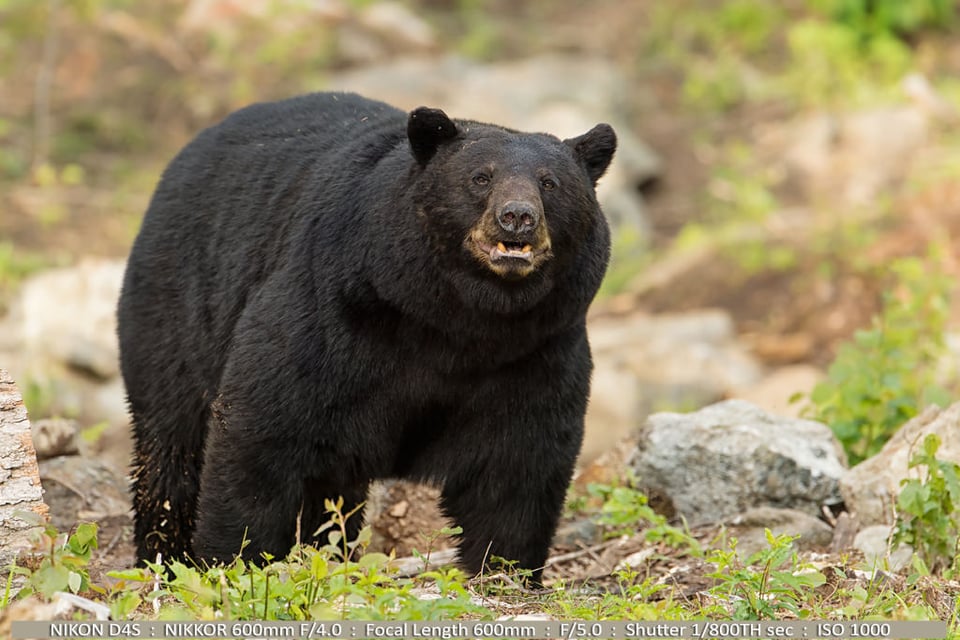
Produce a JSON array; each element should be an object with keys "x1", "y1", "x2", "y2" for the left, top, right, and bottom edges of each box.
[{"x1": 117, "y1": 92, "x2": 615, "y2": 582}]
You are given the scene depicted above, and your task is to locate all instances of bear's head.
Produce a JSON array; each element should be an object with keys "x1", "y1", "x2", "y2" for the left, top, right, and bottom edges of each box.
[{"x1": 407, "y1": 106, "x2": 616, "y2": 313}]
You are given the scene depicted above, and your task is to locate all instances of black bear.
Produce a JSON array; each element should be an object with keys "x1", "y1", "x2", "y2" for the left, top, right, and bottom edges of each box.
[{"x1": 118, "y1": 92, "x2": 615, "y2": 582}]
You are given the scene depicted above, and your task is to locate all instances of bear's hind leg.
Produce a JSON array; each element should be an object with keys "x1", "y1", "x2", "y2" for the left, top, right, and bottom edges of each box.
[{"x1": 129, "y1": 397, "x2": 208, "y2": 566}]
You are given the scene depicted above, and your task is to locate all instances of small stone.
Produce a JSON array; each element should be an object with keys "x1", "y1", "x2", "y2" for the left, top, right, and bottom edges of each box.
[
  {"x1": 616, "y1": 547, "x2": 655, "y2": 571},
  {"x1": 388, "y1": 500, "x2": 409, "y2": 518},
  {"x1": 853, "y1": 524, "x2": 912, "y2": 571},
  {"x1": 724, "y1": 506, "x2": 834, "y2": 557},
  {"x1": 552, "y1": 517, "x2": 599, "y2": 548},
  {"x1": 31, "y1": 418, "x2": 79, "y2": 460}
]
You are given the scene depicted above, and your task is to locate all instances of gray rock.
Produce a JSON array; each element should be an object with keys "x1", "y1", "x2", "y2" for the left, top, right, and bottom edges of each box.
[
  {"x1": 553, "y1": 517, "x2": 600, "y2": 548},
  {"x1": 840, "y1": 402, "x2": 960, "y2": 527},
  {"x1": 724, "y1": 506, "x2": 834, "y2": 558},
  {"x1": 853, "y1": 524, "x2": 912, "y2": 571},
  {"x1": 39, "y1": 455, "x2": 130, "y2": 532},
  {"x1": 11, "y1": 258, "x2": 125, "y2": 380},
  {"x1": 630, "y1": 400, "x2": 847, "y2": 524},
  {"x1": 582, "y1": 310, "x2": 763, "y2": 463},
  {"x1": 771, "y1": 106, "x2": 929, "y2": 206},
  {"x1": 31, "y1": 418, "x2": 79, "y2": 460}
]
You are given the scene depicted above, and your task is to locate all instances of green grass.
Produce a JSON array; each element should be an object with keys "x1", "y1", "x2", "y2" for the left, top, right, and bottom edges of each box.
[{"x1": 3, "y1": 485, "x2": 958, "y2": 629}]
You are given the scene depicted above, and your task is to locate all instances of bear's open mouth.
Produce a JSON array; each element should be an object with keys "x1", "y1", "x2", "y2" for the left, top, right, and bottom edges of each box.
[
  {"x1": 487, "y1": 241, "x2": 534, "y2": 263},
  {"x1": 466, "y1": 228, "x2": 551, "y2": 278}
]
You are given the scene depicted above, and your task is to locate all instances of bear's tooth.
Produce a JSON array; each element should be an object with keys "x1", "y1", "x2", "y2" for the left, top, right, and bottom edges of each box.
[
  {"x1": 522, "y1": 244, "x2": 532, "y2": 253},
  {"x1": 496, "y1": 242, "x2": 507, "y2": 253}
]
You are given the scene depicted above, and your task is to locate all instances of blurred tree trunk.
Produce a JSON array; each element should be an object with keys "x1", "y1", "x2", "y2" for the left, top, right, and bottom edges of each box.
[{"x1": 33, "y1": 0, "x2": 61, "y2": 170}]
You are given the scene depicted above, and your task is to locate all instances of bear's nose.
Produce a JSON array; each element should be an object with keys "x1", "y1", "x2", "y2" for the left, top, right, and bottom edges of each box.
[{"x1": 496, "y1": 201, "x2": 540, "y2": 234}]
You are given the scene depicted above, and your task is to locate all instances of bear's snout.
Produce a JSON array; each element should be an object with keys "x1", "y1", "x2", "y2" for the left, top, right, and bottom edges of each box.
[{"x1": 496, "y1": 200, "x2": 540, "y2": 234}]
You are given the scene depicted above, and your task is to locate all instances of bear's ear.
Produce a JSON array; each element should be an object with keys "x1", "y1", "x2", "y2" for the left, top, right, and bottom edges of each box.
[
  {"x1": 564, "y1": 123, "x2": 617, "y2": 186},
  {"x1": 408, "y1": 106, "x2": 458, "y2": 166}
]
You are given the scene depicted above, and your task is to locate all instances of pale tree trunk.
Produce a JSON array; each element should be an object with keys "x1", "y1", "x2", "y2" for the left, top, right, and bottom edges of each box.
[{"x1": 0, "y1": 369, "x2": 49, "y2": 567}]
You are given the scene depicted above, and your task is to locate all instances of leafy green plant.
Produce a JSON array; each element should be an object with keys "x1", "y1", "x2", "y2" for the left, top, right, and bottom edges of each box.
[
  {"x1": 4, "y1": 501, "x2": 957, "y2": 625},
  {"x1": 2, "y1": 500, "x2": 495, "y2": 621},
  {"x1": 804, "y1": 251, "x2": 953, "y2": 465},
  {"x1": 412, "y1": 525, "x2": 462, "y2": 574},
  {"x1": 549, "y1": 568, "x2": 688, "y2": 620},
  {"x1": 707, "y1": 530, "x2": 826, "y2": 620},
  {"x1": 9, "y1": 518, "x2": 98, "y2": 601},
  {"x1": 131, "y1": 500, "x2": 488, "y2": 621},
  {"x1": 894, "y1": 433, "x2": 960, "y2": 576},
  {"x1": 587, "y1": 482, "x2": 701, "y2": 556}
]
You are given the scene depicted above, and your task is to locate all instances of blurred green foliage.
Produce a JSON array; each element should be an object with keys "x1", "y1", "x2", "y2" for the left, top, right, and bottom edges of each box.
[
  {"x1": 809, "y1": 0, "x2": 956, "y2": 39},
  {"x1": 0, "y1": 243, "x2": 49, "y2": 311},
  {"x1": 782, "y1": 19, "x2": 912, "y2": 106},
  {"x1": 804, "y1": 249, "x2": 953, "y2": 465},
  {"x1": 646, "y1": 2, "x2": 786, "y2": 111},
  {"x1": 452, "y1": 0, "x2": 504, "y2": 60},
  {"x1": 646, "y1": 0, "x2": 957, "y2": 112}
]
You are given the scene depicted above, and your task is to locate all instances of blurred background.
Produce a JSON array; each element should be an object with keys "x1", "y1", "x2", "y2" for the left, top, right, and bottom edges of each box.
[{"x1": 2, "y1": 0, "x2": 960, "y2": 531}]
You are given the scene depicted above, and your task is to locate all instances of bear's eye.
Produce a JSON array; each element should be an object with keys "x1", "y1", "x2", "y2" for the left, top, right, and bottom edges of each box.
[
  {"x1": 472, "y1": 174, "x2": 490, "y2": 187},
  {"x1": 541, "y1": 177, "x2": 558, "y2": 191}
]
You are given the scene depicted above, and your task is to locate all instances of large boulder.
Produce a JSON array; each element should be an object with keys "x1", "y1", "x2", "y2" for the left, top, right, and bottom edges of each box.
[
  {"x1": 840, "y1": 402, "x2": 960, "y2": 527},
  {"x1": 0, "y1": 259, "x2": 131, "y2": 460},
  {"x1": 13, "y1": 258, "x2": 124, "y2": 380},
  {"x1": 630, "y1": 399, "x2": 847, "y2": 524},
  {"x1": 582, "y1": 309, "x2": 763, "y2": 462},
  {"x1": 766, "y1": 105, "x2": 930, "y2": 206}
]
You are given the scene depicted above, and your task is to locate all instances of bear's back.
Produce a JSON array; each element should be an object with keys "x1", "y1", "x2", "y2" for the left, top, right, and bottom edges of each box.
[
  {"x1": 119, "y1": 93, "x2": 410, "y2": 409},
  {"x1": 206, "y1": 92, "x2": 405, "y2": 150}
]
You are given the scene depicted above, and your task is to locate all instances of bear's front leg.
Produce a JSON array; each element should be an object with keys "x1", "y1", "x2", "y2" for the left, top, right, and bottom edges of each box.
[
  {"x1": 192, "y1": 411, "x2": 306, "y2": 563},
  {"x1": 192, "y1": 395, "x2": 370, "y2": 564},
  {"x1": 440, "y1": 418, "x2": 582, "y2": 584},
  {"x1": 438, "y1": 354, "x2": 588, "y2": 585},
  {"x1": 189, "y1": 317, "x2": 372, "y2": 566}
]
